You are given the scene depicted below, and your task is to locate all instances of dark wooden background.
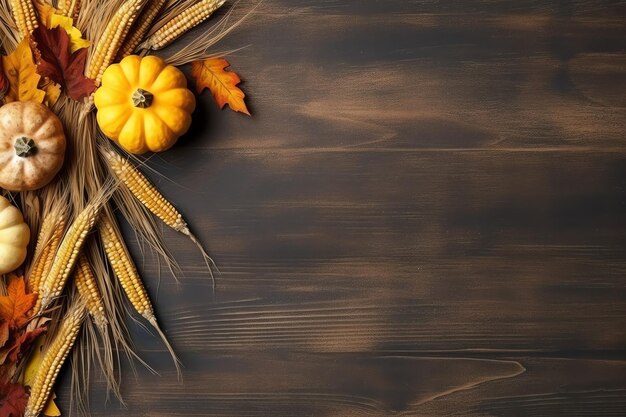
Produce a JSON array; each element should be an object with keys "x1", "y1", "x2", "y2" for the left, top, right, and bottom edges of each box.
[{"x1": 61, "y1": 0, "x2": 626, "y2": 415}]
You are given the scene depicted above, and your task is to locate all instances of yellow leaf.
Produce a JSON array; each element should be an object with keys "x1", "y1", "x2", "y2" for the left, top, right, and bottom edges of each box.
[
  {"x1": 2, "y1": 38, "x2": 46, "y2": 104},
  {"x1": 43, "y1": 393, "x2": 61, "y2": 416},
  {"x1": 49, "y1": 14, "x2": 90, "y2": 53},
  {"x1": 40, "y1": 77, "x2": 61, "y2": 106},
  {"x1": 23, "y1": 335, "x2": 43, "y2": 386},
  {"x1": 23, "y1": 336, "x2": 61, "y2": 417},
  {"x1": 191, "y1": 58, "x2": 250, "y2": 115}
]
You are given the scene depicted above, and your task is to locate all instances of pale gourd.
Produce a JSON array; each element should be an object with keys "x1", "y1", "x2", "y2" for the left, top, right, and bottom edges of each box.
[
  {"x1": 94, "y1": 55, "x2": 196, "y2": 154},
  {"x1": 0, "y1": 195, "x2": 30, "y2": 274},
  {"x1": 0, "y1": 101, "x2": 66, "y2": 191}
]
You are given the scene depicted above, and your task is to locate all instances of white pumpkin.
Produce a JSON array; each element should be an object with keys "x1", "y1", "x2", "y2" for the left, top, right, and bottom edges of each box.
[{"x1": 0, "y1": 195, "x2": 30, "y2": 274}]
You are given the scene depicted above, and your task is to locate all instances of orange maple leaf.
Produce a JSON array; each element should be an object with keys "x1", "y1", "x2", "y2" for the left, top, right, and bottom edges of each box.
[
  {"x1": 191, "y1": 57, "x2": 250, "y2": 116},
  {"x1": 0, "y1": 276, "x2": 37, "y2": 339}
]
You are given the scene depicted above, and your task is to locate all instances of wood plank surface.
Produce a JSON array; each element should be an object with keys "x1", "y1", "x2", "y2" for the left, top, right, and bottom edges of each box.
[{"x1": 58, "y1": 1, "x2": 626, "y2": 416}]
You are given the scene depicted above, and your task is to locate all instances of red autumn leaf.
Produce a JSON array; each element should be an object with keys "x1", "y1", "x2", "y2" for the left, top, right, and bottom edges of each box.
[
  {"x1": 5, "y1": 327, "x2": 46, "y2": 364},
  {"x1": 0, "y1": 276, "x2": 37, "y2": 333},
  {"x1": 31, "y1": 25, "x2": 96, "y2": 101},
  {"x1": 0, "y1": 382, "x2": 28, "y2": 417}
]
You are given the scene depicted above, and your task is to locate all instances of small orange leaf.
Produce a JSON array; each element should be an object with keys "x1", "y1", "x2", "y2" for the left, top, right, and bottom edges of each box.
[
  {"x1": 191, "y1": 58, "x2": 250, "y2": 115},
  {"x1": 0, "y1": 276, "x2": 37, "y2": 332},
  {"x1": 2, "y1": 38, "x2": 46, "y2": 104}
]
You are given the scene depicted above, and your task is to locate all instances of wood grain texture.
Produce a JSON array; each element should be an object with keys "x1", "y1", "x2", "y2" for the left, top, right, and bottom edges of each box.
[{"x1": 58, "y1": 0, "x2": 626, "y2": 416}]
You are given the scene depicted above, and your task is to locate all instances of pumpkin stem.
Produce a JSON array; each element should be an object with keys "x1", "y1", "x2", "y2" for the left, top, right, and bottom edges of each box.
[
  {"x1": 14, "y1": 137, "x2": 36, "y2": 157},
  {"x1": 132, "y1": 88, "x2": 154, "y2": 108}
]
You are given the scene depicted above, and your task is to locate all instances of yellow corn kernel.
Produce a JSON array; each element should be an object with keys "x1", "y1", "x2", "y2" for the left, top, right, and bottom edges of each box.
[
  {"x1": 10, "y1": 0, "x2": 39, "y2": 38},
  {"x1": 57, "y1": 0, "x2": 81, "y2": 20},
  {"x1": 85, "y1": 0, "x2": 147, "y2": 85},
  {"x1": 38, "y1": 202, "x2": 102, "y2": 311},
  {"x1": 24, "y1": 302, "x2": 86, "y2": 417},
  {"x1": 105, "y1": 150, "x2": 189, "y2": 234},
  {"x1": 28, "y1": 215, "x2": 66, "y2": 294},
  {"x1": 74, "y1": 252, "x2": 107, "y2": 330},
  {"x1": 117, "y1": 0, "x2": 166, "y2": 59},
  {"x1": 99, "y1": 215, "x2": 154, "y2": 321},
  {"x1": 141, "y1": 0, "x2": 224, "y2": 50}
]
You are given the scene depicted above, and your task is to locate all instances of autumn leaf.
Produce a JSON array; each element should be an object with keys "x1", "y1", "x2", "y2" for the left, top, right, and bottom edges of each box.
[
  {"x1": 48, "y1": 14, "x2": 91, "y2": 53},
  {"x1": 22, "y1": 335, "x2": 43, "y2": 385},
  {"x1": 0, "y1": 382, "x2": 28, "y2": 417},
  {"x1": 31, "y1": 25, "x2": 96, "y2": 101},
  {"x1": 2, "y1": 327, "x2": 46, "y2": 365},
  {"x1": 39, "y1": 77, "x2": 61, "y2": 107},
  {"x1": 0, "y1": 276, "x2": 37, "y2": 332},
  {"x1": 191, "y1": 58, "x2": 250, "y2": 115},
  {"x1": 43, "y1": 393, "x2": 61, "y2": 417},
  {"x1": 2, "y1": 38, "x2": 46, "y2": 103}
]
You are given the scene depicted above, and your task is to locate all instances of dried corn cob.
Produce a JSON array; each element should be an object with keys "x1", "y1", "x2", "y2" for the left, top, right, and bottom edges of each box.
[
  {"x1": 105, "y1": 150, "x2": 189, "y2": 234},
  {"x1": 28, "y1": 216, "x2": 66, "y2": 294},
  {"x1": 140, "y1": 0, "x2": 225, "y2": 50},
  {"x1": 38, "y1": 202, "x2": 102, "y2": 311},
  {"x1": 105, "y1": 149, "x2": 216, "y2": 289},
  {"x1": 10, "y1": 0, "x2": 39, "y2": 38},
  {"x1": 30, "y1": 216, "x2": 55, "y2": 273},
  {"x1": 100, "y1": 212, "x2": 181, "y2": 375},
  {"x1": 74, "y1": 252, "x2": 107, "y2": 330},
  {"x1": 117, "y1": 0, "x2": 166, "y2": 59},
  {"x1": 57, "y1": 0, "x2": 81, "y2": 20},
  {"x1": 24, "y1": 303, "x2": 86, "y2": 417},
  {"x1": 100, "y1": 214, "x2": 182, "y2": 376},
  {"x1": 99, "y1": 215, "x2": 154, "y2": 320},
  {"x1": 85, "y1": 0, "x2": 147, "y2": 85}
]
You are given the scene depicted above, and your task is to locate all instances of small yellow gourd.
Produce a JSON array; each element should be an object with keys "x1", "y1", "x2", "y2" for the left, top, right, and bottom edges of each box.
[
  {"x1": 0, "y1": 195, "x2": 30, "y2": 274},
  {"x1": 94, "y1": 55, "x2": 196, "y2": 154}
]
